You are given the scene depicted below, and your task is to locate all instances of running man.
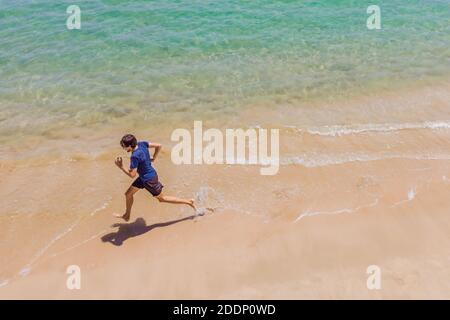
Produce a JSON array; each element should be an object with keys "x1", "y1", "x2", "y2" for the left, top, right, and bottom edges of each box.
[{"x1": 114, "y1": 134, "x2": 196, "y2": 221}]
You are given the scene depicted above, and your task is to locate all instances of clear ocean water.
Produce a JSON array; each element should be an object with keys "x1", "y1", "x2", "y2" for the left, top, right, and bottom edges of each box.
[{"x1": 0, "y1": 0, "x2": 449, "y2": 138}]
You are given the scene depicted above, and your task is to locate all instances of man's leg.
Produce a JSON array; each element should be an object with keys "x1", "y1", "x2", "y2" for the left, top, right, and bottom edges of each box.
[
  {"x1": 155, "y1": 193, "x2": 196, "y2": 211},
  {"x1": 114, "y1": 185, "x2": 140, "y2": 221}
]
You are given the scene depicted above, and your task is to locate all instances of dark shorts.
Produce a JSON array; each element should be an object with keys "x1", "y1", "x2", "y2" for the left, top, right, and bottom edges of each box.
[{"x1": 132, "y1": 175, "x2": 164, "y2": 197}]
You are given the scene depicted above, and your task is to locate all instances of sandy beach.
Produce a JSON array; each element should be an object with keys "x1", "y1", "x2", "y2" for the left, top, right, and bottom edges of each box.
[
  {"x1": 1, "y1": 0, "x2": 449, "y2": 300},
  {"x1": 1, "y1": 159, "x2": 450, "y2": 299},
  {"x1": 2, "y1": 82, "x2": 450, "y2": 299}
]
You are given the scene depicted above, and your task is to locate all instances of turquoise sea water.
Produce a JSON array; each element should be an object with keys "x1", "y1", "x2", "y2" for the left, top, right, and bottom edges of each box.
[{"x1": 0, "y1": 0, "x2": 449, "y2": 138}]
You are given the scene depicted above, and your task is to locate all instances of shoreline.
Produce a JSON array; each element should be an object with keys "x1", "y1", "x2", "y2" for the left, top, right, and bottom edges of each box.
[
  {"x1": 1, "y1": 0, "x2": 449, "y2": 300},
  {"x1": 1, "y1": 81, "x2": 450, "y2": 298},
  {"x1": 1, "y1": 78, "x2": 449, "y2": 162}
]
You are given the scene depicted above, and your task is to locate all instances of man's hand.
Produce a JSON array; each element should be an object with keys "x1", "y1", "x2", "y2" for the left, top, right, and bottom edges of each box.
[
  {"x1": 149, "y1": 142, "x2": 161, "y2": 163},
  {"x1": 115, "y1": 157, "x2": 137, "y2": 178},
  {"x1": 115, "y1": 157, "x2": 123, "y2": 168}
]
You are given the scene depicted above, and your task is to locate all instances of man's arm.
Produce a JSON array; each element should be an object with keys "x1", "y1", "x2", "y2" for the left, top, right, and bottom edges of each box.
[
  {"x1": 115, "y1": 157, "x2": 137, "y2": 178},
  {"x1": 148, "y1": 142, "x2": 162, "y2": 162}
]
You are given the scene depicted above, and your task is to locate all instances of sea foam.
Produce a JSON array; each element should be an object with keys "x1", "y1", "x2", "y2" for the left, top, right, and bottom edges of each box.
[{"x1": 289, "y1": 120, "x2": 450, "y2": 137}]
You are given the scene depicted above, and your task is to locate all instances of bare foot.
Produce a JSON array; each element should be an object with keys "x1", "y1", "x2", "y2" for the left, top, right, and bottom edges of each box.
[
  {"x1": 188, "y1": 199, "x2": 196, "y2": 211},
  {"x1": 113, "y1": 212, "x2": 130, "y2": 222}
]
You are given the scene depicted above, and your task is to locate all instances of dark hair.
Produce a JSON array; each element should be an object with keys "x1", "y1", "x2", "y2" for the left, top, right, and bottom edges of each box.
[{"x1": 120, "y1": 134, "x2": 137, "y2": 148}]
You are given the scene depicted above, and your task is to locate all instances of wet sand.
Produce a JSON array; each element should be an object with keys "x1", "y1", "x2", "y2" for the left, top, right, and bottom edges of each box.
[
  {"x1": 1, "y1": 83, "x2": 450, "y2": 299},
  {"x1": 1, "y1": 156, "x2": 450, "y2": 299}
]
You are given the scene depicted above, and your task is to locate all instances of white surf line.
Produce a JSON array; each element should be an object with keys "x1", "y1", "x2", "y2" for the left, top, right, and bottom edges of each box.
[
  {"x1": 91, "y1": 196, "x2": 112, "y2": 216},
  {"x1": 281, "y1": 153, "x2": 450, "y2": 168},
  {"x1": 390, "y1": 187, "x2": 417, "y2": 208},
  {"x1": 17, "y1": 199, "x2": 111, "y2": 278},
  {"x1": 18, "y1": 216, "x2": 83, "y2": 277},
  {"x1": 49, "y1": 229, "x2": 108, "y2": 258},
  {"x1": 284, "y1": 120, "x2": 450, "y2": 137},
  {"x1": 294, "y1": 199, "x2": 379, "y2": 223}
]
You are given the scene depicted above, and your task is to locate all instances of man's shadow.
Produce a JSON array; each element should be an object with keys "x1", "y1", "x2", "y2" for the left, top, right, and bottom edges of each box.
[{"x1": 101, "y1": 215, "x2": 195, "y2": 246}]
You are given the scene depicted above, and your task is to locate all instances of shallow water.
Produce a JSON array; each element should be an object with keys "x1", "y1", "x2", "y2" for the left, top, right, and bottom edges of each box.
[{"x1": 0, "y1": 0, "x2": 449, "y2": 141}]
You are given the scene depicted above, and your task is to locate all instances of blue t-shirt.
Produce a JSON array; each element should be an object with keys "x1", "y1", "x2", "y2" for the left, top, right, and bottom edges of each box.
[{"x1": 130, "y1": 141, "x2": 157, "y2": 181}]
